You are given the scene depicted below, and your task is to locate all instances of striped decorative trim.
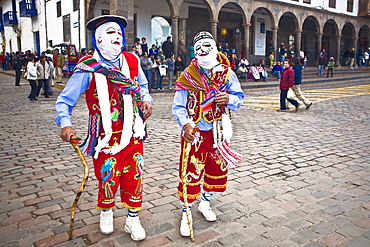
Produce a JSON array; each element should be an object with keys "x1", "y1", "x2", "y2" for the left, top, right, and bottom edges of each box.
[
  {"x1": 178, "y1": 191, "x2": 201, "y2": 199},
  {"x1": 203, "y1": 182, "x2": 228, "y2": 189},
  {"x1": 120, "y1": 202, "x2": 142, "y2": 211},
  {"x1": 204, "y1": 173, "x2": 228, "y2": 179}
]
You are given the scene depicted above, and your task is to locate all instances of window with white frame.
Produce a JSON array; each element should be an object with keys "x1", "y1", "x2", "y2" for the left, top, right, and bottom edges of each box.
[
  {"x1": 329, "y1": 0, "x2": 336, "y2": 8},
  {"x1": 347, "y1": 0, "x2": 353, "y2": 12}
]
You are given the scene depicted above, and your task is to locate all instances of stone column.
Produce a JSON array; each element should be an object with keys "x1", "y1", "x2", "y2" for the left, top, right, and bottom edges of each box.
[
  {"x1": 172, "y1": 15, "x2": 179, "y2": 58},
  {"x1": 272, "y1": 26, "x2": 278, "y2": 63},
  {"x1": 243, "y1": 23, "x2": 251, "y2": 58},
  {"x1": 353, "y1": 37, "x2": 358, "y2": 65},
  {"x1": 110, "y1": 0, "x2": 135, "y2": 46},
  {"x1": 210, "y1": 19, "x2": 218, "y2": 42},
  {"x1": 353, "y1": 37, "x2": 358, "y2": 51},
  {"x1": 316, "y1": 32, "x2": 322, "y2": 65},
  {"x1": 336, "y1": 35, "x2": 341, "y2": 67},
  {"x1": 295, "y1": 29, "x2": 302, "y2": 57}
]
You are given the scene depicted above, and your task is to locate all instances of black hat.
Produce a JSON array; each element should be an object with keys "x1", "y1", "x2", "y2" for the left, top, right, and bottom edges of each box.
[
  {"x1": 86, "y1": 15, "x2": 127, "y2": 31},
  {"x1": 193, "y1": 31, "x2": 214, "y2": 44}
]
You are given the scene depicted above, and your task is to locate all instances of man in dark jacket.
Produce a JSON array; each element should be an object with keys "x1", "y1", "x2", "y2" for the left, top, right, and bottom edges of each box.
[
  {"x1": 161, "y1": 36, "x2": 173, "y2": 59},
  {"x1": 12, "y1": 51, "x2": 23, "y2": 86},
  {"x1": 292, "y1": 58, "x2": 312, "y2": 109}
]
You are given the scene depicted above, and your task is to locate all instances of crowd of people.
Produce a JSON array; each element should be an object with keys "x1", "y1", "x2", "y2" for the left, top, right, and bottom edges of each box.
[
  {"x1": 5, "y1": 48, "x2": 68, "y2": 101},
  {"x1": 342, "y1": 47, "x2": 370, "y2": 69},
  {"x1": 129, "y1": 36, "x2": 189, "y2": 91}
]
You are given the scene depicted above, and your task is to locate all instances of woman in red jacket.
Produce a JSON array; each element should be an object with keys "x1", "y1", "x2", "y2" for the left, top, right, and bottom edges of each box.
[{"x1": 278, "y1": 59, "x2": 299, "y2": 112}]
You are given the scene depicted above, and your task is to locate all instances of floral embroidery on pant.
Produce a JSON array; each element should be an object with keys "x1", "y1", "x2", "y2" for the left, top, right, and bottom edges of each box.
[{"x1": 101, "y1": 157, "x2": 117, "y2": 198}]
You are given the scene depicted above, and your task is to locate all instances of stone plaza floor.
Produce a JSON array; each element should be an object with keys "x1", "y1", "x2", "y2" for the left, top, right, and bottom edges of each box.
[{"x1": 0, "y1": 71, "x2": 369, "y2": 247}]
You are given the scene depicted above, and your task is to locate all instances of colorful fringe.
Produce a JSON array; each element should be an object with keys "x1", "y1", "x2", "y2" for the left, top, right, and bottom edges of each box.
[
  {"x1": 74, "y1": 55, "x2": 142, "y2": 106},
  {"x1": 80, "y1": 114, "x2": 101, "y2": 156}
]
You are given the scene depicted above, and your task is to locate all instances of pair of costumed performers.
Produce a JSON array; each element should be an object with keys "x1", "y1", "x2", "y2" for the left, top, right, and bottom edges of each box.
[
  {"x1": 172, "y1": 31, "x2": 245, "y2": 236},
  {"x1": 55, "y1": 15, "x2": 152, "y2": 241},
  {"x1": 55, "y1": 15, "x2": 244, "y2": 241}
]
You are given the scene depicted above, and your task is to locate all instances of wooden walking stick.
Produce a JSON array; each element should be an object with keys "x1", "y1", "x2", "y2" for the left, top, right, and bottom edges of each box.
[
  {"x1": 68, "y1": 136, "x2": 89, "y2": 240},
  {"x1": 181, "y1": 126, "x2": 198, "y2": 242}
]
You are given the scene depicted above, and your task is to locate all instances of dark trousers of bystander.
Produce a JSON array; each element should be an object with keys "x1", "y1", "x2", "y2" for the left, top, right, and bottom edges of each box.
[
  {"x1": 28, "y1": 80, "x2": 38, "y2": 100},
  {"x1": 15, "y1": 69, "x2": 22, "y2": 86},
  {"x1": 143, "y1": 70, "x2": 150, "y2": 88},
  {"x1": 280, "y1": 89, "x2": 299, "y2": 110},
  {"x1": 37, "y1": 79, "x2": 50, "y2": 98},
  {"x1": 327, "y1": 68, "x2": 333, "y2": 78}
]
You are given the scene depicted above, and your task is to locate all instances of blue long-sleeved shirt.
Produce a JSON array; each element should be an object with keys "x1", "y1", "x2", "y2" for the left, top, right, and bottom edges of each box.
[
  {"x1": 272, "y1": 65, "x2": 283, "y2": 74},
  {"x1": 172, "y1": 65, "x2": 244, "y2": 131},
  {"x1": 55, "y1": 57, "x2": 152, "y2": 129}
]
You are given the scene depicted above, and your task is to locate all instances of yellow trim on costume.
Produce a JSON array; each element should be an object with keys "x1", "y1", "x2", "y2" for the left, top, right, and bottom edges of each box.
[
  {"x1": 121, "y1": 202, "x2": 142, "y2": 211},
  {"x1": 203, "y1": 182, "x2": 228, "y2": 189},
  {"x1": 204, "y1": 173, "x2": 228, "y2": 179},
  {"x1": 179, "y1": 180, "x2": 201, "y2": 186},
  {"x1": 101, "y1": 130, "x2": 123, "y2": 135},
  {"x1": 96, "y1": 206, "x2": 115, "y2": 210},
  {"x1": 178, "y1": 191, "x2": 201, "y2": 199},
  {"x1": 192, "y1": 91, "x2": 203, "y2": 123}
]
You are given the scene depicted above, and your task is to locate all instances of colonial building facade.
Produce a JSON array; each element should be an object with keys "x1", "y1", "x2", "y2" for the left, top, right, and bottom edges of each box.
[{"x1": 1, "y1": 0, "x2": 369, "y2": 66}]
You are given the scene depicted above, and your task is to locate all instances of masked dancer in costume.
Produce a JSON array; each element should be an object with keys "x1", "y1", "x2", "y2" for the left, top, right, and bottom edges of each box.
[
  {"x1": 55, "y1": 15, "x2": 152, "y2": 241},
  {"x1": 172, "y1": 31, "x2": 244, "y2": 237}
]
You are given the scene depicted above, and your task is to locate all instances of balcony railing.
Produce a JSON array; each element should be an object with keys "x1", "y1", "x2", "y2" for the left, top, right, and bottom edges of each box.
[
  {"x1": 358, "y1": 0, "x2": 370, "y2": 17},
  {"x1": 19, "y1": 0, "x2": 37, "y2": 17},
  {"x1": 3, "y1": 11, "x2": 18, "y2": 26}
]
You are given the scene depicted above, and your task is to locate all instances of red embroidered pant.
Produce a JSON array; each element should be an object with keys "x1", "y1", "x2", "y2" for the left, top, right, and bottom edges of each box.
[
  {"x1": 177, "y1": 129, "x2": 228, "y2": 204},
  {"x1": 93, "y1": 136, "x2": 144, "y2": 210}
]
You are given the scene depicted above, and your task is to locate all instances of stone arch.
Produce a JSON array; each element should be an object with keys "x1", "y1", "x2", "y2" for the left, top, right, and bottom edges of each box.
[
  {"x1": 277, "y1": 12, "x2": 299, "y2": 62},
  {"x1": 341, "y1": 22, "x2": 356, "y2": 50},
  {"x1": 322, "y1": 19, "x2": 339, "y2": 62},
  {"x1": 180, "y1": 0, "x2": 214, "y2": 45},
  {"x1": 358, "y1": 25, "x2": 369, "y2": 52},
  {"x1": 248, "y1": 7, "x2": 276, "y2": 63},
  {"x1": 85, "y1": 0, "x2": 96, "y2": 23},
  {"x1": 216, "y1": 2, "x2": 246, "y2": 57},
  {"x1": 302, "y1": 16, "x2": 320, "y2": 66}
]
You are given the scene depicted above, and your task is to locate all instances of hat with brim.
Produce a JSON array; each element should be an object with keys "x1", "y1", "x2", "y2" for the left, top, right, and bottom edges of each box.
[{"x1": 86, "y1": 15, "x2": 127, "y2": 31}]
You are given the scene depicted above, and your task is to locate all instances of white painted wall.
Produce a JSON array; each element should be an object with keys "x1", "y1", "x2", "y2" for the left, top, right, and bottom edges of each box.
[
  {"x1": 274, "y1": 0, "x2": 359, "y2": 16},
  {"x1": 46, "y1": 0, "x2": 85, "y2": 51},
  {"x1": 2, "y1": 0, "x2": 18, "y2": 52}
]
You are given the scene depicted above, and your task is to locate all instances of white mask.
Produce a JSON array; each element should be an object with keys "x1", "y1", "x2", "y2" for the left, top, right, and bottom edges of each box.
[
  {"x1": 194, "y1": 32, "x2": 219, "y2": 70},
  {"x1": 94, "y1": 22, "x2": 123, "y2": 61}
]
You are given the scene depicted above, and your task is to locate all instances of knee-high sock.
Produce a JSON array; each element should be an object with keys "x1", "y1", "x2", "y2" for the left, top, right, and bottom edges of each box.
[
  {"x1": 181, "y1": 202, "x2": 193, "y2": 213},
  {"x1": 201, "y1": 192, "x2": 213, "y2": 202},
  {"x1": 128, "y1": 209, "x2": 139, "y2": 217}
]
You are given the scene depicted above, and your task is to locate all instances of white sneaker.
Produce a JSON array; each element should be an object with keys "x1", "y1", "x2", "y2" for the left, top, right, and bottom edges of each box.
[
  {"x1": 100, "y1": 209, "x2": 114, "y2": 234},
  {"x1": 180, "y1": 211, "x2": 192, "y2": 237},
  {"x1": 125, "y1": 216, "x2": 146, "y2": 241},
  {"x1": 198, "y1": 201, "x2": 217, "y2": 221}
]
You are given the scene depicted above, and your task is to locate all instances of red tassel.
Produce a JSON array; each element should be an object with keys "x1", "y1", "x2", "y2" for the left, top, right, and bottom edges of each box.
[{"x1": 217, "y1": 140, "x2": 242, "y2": 167}]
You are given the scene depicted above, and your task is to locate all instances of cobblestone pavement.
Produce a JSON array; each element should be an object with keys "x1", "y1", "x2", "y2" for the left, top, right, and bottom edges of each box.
[{"x1": 0, "y1": 72, "x2": 369, "y2": 247}]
